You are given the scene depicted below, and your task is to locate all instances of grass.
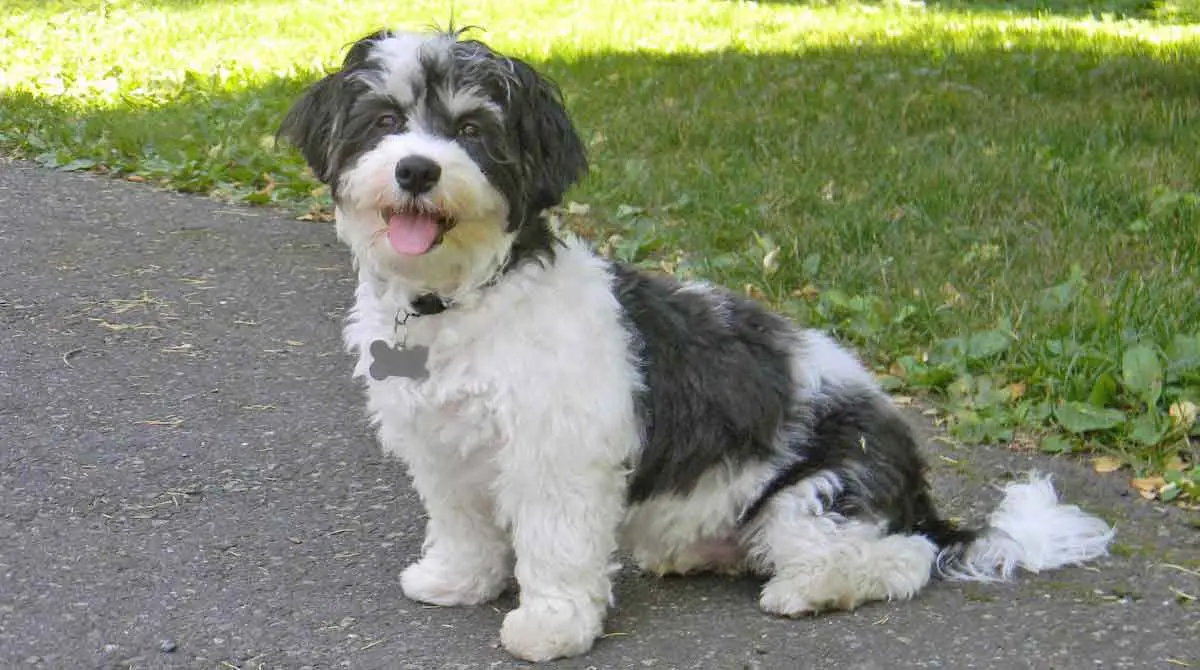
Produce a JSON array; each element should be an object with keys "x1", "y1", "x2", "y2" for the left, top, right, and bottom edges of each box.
[{"x1": 2, "y1": 0, "x2": 1198, "y2": 500}]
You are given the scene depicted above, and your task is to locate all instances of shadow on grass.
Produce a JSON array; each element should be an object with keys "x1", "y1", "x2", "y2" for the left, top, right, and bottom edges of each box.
[
  {"x1": 2, "y1": 38, "x2": 1197, "y2": 335},
  {"x1": 0, "y1": 75, "x2": 315, "y2": 203}
]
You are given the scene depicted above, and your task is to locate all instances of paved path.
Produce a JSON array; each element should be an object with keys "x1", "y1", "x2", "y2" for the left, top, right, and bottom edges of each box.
[{"x1": 1, "y1": 160, "x2": 1197, "y2": 669}]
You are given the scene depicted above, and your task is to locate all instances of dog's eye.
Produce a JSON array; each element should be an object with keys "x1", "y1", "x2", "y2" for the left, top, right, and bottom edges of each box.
[
  {"x1": 376, "y1": 113, "x2": 400, "y2": 131},
  {"x1": 456, "y1": 122, "x2": 480, "y2": 138}
]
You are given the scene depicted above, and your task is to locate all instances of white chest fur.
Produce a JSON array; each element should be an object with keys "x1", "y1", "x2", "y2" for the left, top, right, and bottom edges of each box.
[{"x1": 341, "y1": 240, "x2": 643, "y2": 466}]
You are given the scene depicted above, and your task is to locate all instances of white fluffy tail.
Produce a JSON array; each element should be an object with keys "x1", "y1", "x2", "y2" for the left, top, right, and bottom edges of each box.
[{"x1": 936, "y1": 473, "x2": 1115, "y2": 582}]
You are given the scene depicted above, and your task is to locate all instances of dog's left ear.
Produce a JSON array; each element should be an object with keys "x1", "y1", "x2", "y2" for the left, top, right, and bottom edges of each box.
[
  {"x1": 506, "y1": 58, "x2": 588, "y2": 215},
  {"x1": 277, "y1": 72, "x2": 349, "y2": 184}
]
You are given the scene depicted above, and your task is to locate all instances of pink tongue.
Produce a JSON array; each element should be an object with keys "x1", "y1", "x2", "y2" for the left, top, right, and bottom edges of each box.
[{"x1": 386, "y1": 212, "x2": 441, "y2": 255}]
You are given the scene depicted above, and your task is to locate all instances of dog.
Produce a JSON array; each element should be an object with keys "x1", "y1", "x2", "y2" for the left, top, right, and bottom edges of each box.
[{"x1": 278, "y1": 28, "x2": 1114, "y2": 662}]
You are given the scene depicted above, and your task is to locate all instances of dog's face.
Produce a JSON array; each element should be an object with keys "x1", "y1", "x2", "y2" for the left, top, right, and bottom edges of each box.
[{"x1": 279, "y1": 30, "x2": 587, "y2": 293}]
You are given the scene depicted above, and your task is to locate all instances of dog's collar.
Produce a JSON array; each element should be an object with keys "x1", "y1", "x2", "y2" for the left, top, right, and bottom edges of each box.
[
  {"x1": 390, "y1": 292, "x2": 448, "y2": 345},
  {"x1": 398, "y1": 265, "x2": 505, "y2": 320},
  {"x1": 407, "y1": 293, "x2": 448, "y2": 316},
  {"x1": 390, "y1": 241, "x2": 542, "y2": 322},
  {"x1": 387, "y1": 224, "x2": 560, "y2": 320}
]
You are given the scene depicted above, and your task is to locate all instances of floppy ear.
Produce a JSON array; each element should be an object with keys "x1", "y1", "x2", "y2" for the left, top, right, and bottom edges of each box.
[
  {"x1": 278, "y1": 30, "x2": 392, "y2": 183},
  {"x1": 506, "y1": 58, "x2": 588, "y2": 215},
  {"x1": 277, "y1": 72, "x2": 348, "y2": 183}
]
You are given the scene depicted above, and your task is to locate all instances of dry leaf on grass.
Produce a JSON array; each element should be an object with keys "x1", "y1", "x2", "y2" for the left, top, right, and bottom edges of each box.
[
  {"x1": 1092, "y1": 455, "x2": 1123, "y2": 474},
  {"x1": 791, "y1": 284, "x2": 820, "y2": 300},
  {"x1": 1169, "y1": 400, "x2": 1198, "y2": 428},
  {"x1": 1131, "y1": 476, "x2": 1166, "y2": 500},
  {"x1": 762, "y1": 247, "x2": 781, "y2": 276}
]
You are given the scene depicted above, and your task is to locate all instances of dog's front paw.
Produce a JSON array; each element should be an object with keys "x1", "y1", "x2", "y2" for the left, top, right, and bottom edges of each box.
[
  {"x1": 500, "y1": 599, "x2": 602, "y2": 662},
  {"x1": 758, "y1": 573, "x2": 822, "y2": 617},
  {"x1": 400, "y1": 558, "x2": 506, "y2": 607}
]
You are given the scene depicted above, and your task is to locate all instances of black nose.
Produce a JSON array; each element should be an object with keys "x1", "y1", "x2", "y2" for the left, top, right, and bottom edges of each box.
[{"x1": 394, "y1": 156, "x2": 442, "y2": 194}]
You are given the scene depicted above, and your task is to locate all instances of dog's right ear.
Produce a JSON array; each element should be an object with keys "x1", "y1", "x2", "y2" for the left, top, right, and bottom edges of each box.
[
  {"x1": 277, "y1": 73, "x2": 348, "y2": 184},
  {"x1": 278, "y1": 30, "x2": 391, "y2": 183}
]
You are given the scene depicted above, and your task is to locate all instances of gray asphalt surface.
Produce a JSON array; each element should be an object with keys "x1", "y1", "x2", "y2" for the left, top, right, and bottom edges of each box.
[{"x1": 1, "y1": 159, "x2": 1197, "y2": 670}]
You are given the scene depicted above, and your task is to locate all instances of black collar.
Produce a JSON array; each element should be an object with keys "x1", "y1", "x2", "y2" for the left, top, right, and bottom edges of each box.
[
  {"x1": 400, "y1": 238, "x2": 553, "y2": 318},
  {"x1": 408, "y1": 293, "x2": 448, "y2": 316}
]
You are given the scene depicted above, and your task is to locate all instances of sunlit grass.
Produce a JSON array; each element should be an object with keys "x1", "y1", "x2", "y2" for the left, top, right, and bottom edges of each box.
[
  {"x1": 2, "y1": 0, "x2": 1196, "y2": 105},
  {"x1": 2, "y1": 0, "x2": 1198, "y2": 496}
]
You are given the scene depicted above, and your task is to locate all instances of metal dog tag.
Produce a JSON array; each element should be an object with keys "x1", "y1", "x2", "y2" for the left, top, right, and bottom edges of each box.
[{"x1": 368, "y1": 340, "x2": 429, "y2": 381}]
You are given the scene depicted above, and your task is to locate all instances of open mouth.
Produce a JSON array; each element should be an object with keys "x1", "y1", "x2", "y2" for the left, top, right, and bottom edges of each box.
[{"x1": 382, "y1": 204, "x2": 457, "y2": 256}]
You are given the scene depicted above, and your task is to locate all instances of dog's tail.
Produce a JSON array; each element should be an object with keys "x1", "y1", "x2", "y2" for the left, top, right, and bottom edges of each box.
[{"x1": 921, "y1": 473, "x2": 1114, "y2": 582}]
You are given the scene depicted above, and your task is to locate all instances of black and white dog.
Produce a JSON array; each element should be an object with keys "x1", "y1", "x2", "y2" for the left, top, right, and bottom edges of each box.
[{"x1": 279, "y1": 28, "x2": 1113, "y2": 662}]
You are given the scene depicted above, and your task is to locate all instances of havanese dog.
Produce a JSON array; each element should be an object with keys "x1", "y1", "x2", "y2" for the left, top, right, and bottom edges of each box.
[{"x1": 278, "y1": 28, "x2": 1114, "y2": 662}]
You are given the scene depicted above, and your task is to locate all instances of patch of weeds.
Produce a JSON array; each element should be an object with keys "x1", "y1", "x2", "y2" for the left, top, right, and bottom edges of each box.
[
  {"x1": 771, "y1": 260, "x2": 1200, "y2": 501},
  {"x1": 604, "y1": 206, "x2": 675, "y2": 267},
  {"x1": 1161, "y1": 466, "x2": 1200, "y2": 502}
]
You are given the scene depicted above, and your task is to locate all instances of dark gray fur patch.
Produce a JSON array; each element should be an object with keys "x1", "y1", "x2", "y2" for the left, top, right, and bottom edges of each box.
[
  {"x1": 614, "y1": 263, "x2": 971, "y2": 551},
  {"x1": 611, "y1": 265, "x2": 798, "y2": 502},
  {"x1": 738, "y1": 390, "x2": 929, "y2": 527},
  {"x1": 739, "y1": 388, "x2": 973, "y2": 549}
]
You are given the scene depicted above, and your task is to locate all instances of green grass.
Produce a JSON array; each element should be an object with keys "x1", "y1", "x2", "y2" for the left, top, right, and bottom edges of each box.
[{"x1": 2, "y1": 0, "x2": 1198, "y2": 499}]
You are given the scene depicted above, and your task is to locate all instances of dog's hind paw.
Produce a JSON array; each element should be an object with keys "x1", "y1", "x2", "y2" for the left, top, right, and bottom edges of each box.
[{"x1": 500, "y1": 598, "x2": 602, "y2": 662}]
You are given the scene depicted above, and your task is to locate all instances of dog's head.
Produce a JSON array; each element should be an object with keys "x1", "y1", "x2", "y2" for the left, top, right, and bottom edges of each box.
[{"x1": 279, "y1": 30, "x2": 587, "y2": 294}]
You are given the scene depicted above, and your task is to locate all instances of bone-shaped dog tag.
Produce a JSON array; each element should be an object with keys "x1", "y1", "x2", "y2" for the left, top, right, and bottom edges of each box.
[{"x1": 368, "y1": 340, "x2": 430, "y2": 381}]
